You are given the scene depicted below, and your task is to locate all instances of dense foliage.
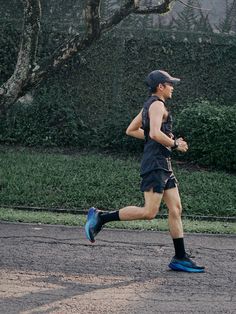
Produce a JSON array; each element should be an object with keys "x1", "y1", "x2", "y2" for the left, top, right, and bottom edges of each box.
[
  {"x1": 0, "y1": 27, "x2": 236, "y2": 170},
  {"x1": 174, "y1": 102, "x2": 236, "y2": 171}
]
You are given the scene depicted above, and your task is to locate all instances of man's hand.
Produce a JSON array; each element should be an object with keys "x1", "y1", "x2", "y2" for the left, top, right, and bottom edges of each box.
[{"x1": 175, "y1": 137, "x2": 188, "y2": 153}]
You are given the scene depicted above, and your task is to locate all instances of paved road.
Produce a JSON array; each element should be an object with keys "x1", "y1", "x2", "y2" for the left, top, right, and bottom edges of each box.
[{"x1": 0, "y1": 222, "x2": 235, "y2": 314}]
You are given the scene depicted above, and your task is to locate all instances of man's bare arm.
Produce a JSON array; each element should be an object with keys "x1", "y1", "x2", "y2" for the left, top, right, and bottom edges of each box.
[
  {"x1": 126, "y1": 110, "x2": 144, "y2": 140},
  {"x1": 149, "y1": 101, "x2": 188, "y2": 152},
  {"x1": 149, "y1": 101, "x2": 175, "y2": 147}
]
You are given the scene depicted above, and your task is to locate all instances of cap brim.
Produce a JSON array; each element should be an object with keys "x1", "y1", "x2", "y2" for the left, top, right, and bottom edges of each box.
[{"x1": 169, "y1": 77, "x2": 181, "y2": 84}]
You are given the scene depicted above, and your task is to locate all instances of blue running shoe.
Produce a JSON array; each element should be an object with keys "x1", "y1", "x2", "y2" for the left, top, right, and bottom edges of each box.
[
  {"x1": 85, "y1": 207, "x2": 103, "y2": 243},
  {"x1": 169, "y1": 256, "x2": 205, "y2": 273}
]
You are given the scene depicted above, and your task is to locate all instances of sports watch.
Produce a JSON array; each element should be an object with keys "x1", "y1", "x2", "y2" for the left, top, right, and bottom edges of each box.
[{"x1": 172, "y1": 139, "x2": 179, "y2": 149}]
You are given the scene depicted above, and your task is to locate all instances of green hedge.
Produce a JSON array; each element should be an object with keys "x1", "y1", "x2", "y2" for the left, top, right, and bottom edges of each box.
[
  {"x1": 1, "y1": 96, "x2": 236, "y2": 171},
  {"x1": 1, "y1": 25, "x2": 236, "y2": 104},
  {"x1": 1, "y1": 27, "x2": 236, "y2": 170},
  {"x1": 0, "y1": 84, "x2": 142, "y2": 152},
  {"x1": 0, "y1": 86, "x2": 83, "y2": 147},
  {"x1": 174, "y1": 101, "x2": 236, "y2": 171}
]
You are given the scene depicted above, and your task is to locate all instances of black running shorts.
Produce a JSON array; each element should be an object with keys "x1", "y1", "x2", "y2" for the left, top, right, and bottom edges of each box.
[{"x1": 140, "y1": 169, "x2": 178, "y2": 194}]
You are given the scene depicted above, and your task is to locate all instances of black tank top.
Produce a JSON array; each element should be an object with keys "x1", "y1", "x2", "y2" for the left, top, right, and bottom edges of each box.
[{"x1": 140, "y1": 95, "x2": 173, "y2": 175}]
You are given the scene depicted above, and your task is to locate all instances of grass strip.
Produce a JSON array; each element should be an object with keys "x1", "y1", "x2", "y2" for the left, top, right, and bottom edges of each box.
[
  {"x1": 0, "y1": 147, "x2": 235, "y2": 217},
  {"x1": 0, "y1": 208, "x2": 235, "y2": 234}
]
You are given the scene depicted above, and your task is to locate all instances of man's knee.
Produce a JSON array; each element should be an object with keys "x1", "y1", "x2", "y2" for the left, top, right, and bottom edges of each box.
[
  {"x1": 169, "y1": 204, "x2": 182, "y2": 218},
  {"x1": 143, "y1": 190, "x2": 162, "y2": 220},
  {"x1": 142, "y1": 206, "x2": 159, "y2": 220}
]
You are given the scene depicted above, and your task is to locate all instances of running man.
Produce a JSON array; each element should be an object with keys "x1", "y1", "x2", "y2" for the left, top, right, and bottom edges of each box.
[{"x1": 85, "y1": 70, "x2": 205, "y2": 273}]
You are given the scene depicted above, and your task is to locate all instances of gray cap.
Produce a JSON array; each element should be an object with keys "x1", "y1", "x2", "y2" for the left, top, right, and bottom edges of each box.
[{"x1": 145, "y1": 70, "x2": 180, "y2": 90}]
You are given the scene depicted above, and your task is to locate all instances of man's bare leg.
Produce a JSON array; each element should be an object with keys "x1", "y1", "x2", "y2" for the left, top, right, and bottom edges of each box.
[
  {"x1": 162, "y1": 187, "x2": 205, "y2": 271},
  {"x1": 163, "y1": 187, "x2": 183, "y2": 239},
  {"x1": 119, "y1": 189, "x2": 163, "y2": 221},
  {"x1": 85, "y1": 189, "x2": 162, "y2": 242}
]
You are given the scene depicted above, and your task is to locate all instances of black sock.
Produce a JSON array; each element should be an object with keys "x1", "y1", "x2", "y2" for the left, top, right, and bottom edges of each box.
[
  {"x1": 99, "y1": 211, "x2": 120, "y2": 225},
  {"x1": 173, "y1": 238, "x2": 186, "y2": 259}
]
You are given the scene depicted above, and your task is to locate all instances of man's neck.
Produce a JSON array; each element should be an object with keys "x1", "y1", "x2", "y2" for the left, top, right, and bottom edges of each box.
[{"x1": 152, "y1": 93, "x2": 165, "y2": 102}]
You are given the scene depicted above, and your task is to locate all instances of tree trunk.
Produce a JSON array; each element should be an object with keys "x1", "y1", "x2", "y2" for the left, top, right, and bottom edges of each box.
[
  {"x1": 0, "y1": 0, "x2": 174, "y2": 113},
  {"x1": 0, "y1": 0, "x2": 41, "y2": 113}
]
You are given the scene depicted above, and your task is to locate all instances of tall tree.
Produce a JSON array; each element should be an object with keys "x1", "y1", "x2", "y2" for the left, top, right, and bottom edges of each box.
[
  {"x1": 174, "y1": 0, "x2": 198, "y2": 31},
  {"x1": 0, "y1": 0, "x2": 175, "y2": 114},
  {"x1": 192, "y1": 0, "x2": 213, "y2": 33},
  {"x1": 217, "y1": 0, "x2": 236, "y2": 33}
]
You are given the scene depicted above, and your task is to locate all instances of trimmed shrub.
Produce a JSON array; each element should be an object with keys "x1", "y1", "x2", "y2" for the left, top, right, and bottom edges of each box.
[{"x1": 174, "y1": 101, "x2": 236, "y2": 170}]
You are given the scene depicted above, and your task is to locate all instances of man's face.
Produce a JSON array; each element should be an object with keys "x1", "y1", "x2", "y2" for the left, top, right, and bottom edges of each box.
[
  {"x1": 163, "y1": 82, "x2": 174, "y2": 99},
  {"x1": 157, "y1": 82, "x2": 174, "y2": 99}
]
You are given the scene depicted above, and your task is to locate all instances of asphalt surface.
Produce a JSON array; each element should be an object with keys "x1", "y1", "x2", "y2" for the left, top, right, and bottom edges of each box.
[{"x1": 0, "y1": 222, "x2": 235, "y2": 314}]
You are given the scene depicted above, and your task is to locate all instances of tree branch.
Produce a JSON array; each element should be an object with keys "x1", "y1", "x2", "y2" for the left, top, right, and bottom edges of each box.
[
  {"x1": 25, "y1": 0, "x2": 135, "y2": 88},
  {"x1": 0, "y1": 0, "x2": 41, "y2": 112},
  {"x1": 28, "y1": 0, "x2": 103, "y2": 89},
  {"x1": 177, "y1": 0, "x2": 210, "y2": 11},
  {"x1": 85, "y1": 0, "x2": 101, "y2": 38},
  {"x1": 134, "y1": 0, "x2": 175, "y2": 14},
  {"x1": 101, "y1": 0, "x2": 134, "y2": 32},
  {"x1": 101, "y1": 0, "x2": 175, "y2": 32},
  {"x1": 0, "y1": 0, "x2": 176, "y2": 111}
]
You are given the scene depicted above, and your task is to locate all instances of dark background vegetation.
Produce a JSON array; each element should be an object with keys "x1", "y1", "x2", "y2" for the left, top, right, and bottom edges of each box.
[{"x1": 0, "y1": 0, "x2": 236, "y2": 171}]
